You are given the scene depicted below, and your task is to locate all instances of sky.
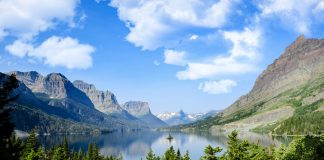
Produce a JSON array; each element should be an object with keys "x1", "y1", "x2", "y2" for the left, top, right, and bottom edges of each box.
[{"x1": 0, "y1": 0, "x2": 324, "y2": 114}]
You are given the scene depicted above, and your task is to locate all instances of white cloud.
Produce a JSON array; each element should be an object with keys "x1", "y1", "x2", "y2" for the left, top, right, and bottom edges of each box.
[
  {"x1": 258, "y1": 0, "x2": 323, "y2": 34},
  {"x1": 0, "y1": 0, "x2": 79, "y2": 40},
  {"x1": 110, "y1": 0, "x2": 238, "y2": 50},
  {"x1": 224, "y1": 27, "x2": 261, "y2": 60},
  {"x1": 5, "y1": 40, "x2": 33, "y2": 58},
  {"x1": 198, "y1": 80, "x2": 237, "y2": 94},
  {"x1": 164, "y1": 49, "x2": 187, "y2": 66},
  {"x1": 5, "y1": 36, "x2": 95, "y2": 69},
  {"x1": 177, "y1": 27, "x2": 261, "y2": 80},
  {"x1": 189, "y1": 35, "x2": 199, "y2": 40}
]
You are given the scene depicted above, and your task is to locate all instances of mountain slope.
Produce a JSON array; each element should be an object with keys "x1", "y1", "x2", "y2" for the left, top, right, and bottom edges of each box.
[
  {"x1": 7, "y1": 71, "x2": 147, "y2": 133},
  {"x1": 174, "y1": 36, "x2": 324, "y2": 135},
  {"x1": 122, "y1": 101, "x2": 167, "y2": 128},
  {"x1": 73, "y1": 80, "x2": 137, "y2": 121}
]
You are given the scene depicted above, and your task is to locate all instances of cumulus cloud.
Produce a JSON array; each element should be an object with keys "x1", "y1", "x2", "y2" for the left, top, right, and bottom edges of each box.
[
  {"x1": 198, "y1": 80, "x2": 237, "y2": 94},
  {"x1": 5, "y1": 36, "x2": 95, "y2": 69},
  {"x1": 164, "y1": 49, "x2": 187, "y2": 66},
  {"x1": 0, "y1": 0, "x2": 79, "y2": 40},
  {"x1": 110, "y1": 0, "x2": 237, "y2": 50},
  {"x1": 258, "y1": 0, "x2": 324, "y2": 34},
  {"x1": 177, "y1": 27, "x2": 261, "y2": 80}
]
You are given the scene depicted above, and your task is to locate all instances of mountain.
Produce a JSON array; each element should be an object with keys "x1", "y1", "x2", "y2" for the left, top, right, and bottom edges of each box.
[
  {"x1": 174, "y1": 36, "x2": 324, "y2": 135},
  {"x1": 122, "y1": 101, "x2": 167, "y2": 128},
  {"x1": 157, "y1": 110, "x2": 218, "y2": 126},
  {"x1": 6, "y1": 71, "x2": 147, "y2": 133},
  {"x1": 73, "y1": 80, "x2": 137, "y2": 121}
]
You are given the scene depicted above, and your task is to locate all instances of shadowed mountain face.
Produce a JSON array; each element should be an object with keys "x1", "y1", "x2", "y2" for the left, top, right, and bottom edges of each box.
[
  {"x1": 4, "y1": 71, "x2": 149, "y2": 133},
  {"x1": 122, "y1": 101, "x2": 168, "y2": 128},
  {"x1": 73, "y1": 80, "x2": 138, "y2": 121}
]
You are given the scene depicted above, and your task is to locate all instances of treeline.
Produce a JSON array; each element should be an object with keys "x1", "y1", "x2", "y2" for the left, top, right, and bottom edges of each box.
[
  {"x1": 10, "y1": 130, "x2": 121, "y2": 160},
  {"x1": 145, "y1": 130, "x2": 324, "y2": 160}
]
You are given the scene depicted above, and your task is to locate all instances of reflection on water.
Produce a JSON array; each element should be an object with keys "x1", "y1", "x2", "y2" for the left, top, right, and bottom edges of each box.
[{"x1": 38, "y1": 131, "x2": 292, "y2": 160}]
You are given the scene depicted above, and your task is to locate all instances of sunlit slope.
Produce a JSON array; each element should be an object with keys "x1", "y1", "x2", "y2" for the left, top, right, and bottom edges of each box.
[{"x1": 172, "y1": 36, "x2": 324, "y2": 135}]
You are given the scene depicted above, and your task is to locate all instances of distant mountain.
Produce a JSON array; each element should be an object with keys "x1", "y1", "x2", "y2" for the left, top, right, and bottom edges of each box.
[
  {"x1": 6, "y1": 71, "x2": 147, "y2": 133},
  {"x1": 157, "y1": 110, "x2": 218, "y2": 126},
  {"x1": 122, "y1": 101, "x2": 168, "y2": 128},
  {"x1": 73, "y1": 80, "x2": 137, "y2": 121},
  {"x1": 174, "y1": 36, "x2": 324, "y2": 135}
]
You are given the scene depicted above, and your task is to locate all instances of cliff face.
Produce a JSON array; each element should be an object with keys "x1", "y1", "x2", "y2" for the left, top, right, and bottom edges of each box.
[
  {"x1": 223, "y1": 36, "x2": 324, "y2": 116},
  {"x1": 122, "y1": 101, "x2": 167, "y2": 128},
  {"x1": 73, "y1": 80, "x2": 123, "y2": 114}
]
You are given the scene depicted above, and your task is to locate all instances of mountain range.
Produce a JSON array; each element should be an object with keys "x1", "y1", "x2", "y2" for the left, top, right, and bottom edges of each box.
[
  {"x1": 171, "y1": 35, "x2": 324, "y2": 135},
  {"x1": 157, "y1": 110, "x2": 219, "y2": 126},
  {"x1": 2, "y1": 71, "x2": 166, "y2": 134}
]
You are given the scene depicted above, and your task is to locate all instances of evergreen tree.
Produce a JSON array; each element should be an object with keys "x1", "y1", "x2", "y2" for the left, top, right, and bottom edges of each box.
[
  {"x1": 146, "y1": 148, "x2": 160, "y2": 160},
  {"x1": 52, "y1": 146, "x2": 64, "y2": 160},
  {"x1": 163, "y1": 146, "x2": 176, "y2": 160},
  {"x1": 63, "y1": 136, "x2": 69, "y2": 160},
  {"x1": 226, "y1": 130, "x2": 240, "y2": 160},
  {"x1": 86, "y1": 143, "x2": 93, "y2": 160},
  {"x1": 176, "y1": 149, "x2": 182, "y2": 160},
  {"x1": 183, "y1": 150, "x2": 190, "y2": 160},
  {"x1": 200, "y1": 145, "x2": 222, "y2": 160},
  {"x1": 77, "y1": 148, "x2": 83, "y2": 160},
  {"x1": 71, "y1": 148, "x2": 77, "y2": 160},
  {"x1": 0, "y1": 74, "x2": 19, "y2": 160},
  {"x1": 93, "y1": 143, "x2": 100, "y2": 160},
  {"x1": 23, "y1": 130, "x2": 38, "y2": 159}
]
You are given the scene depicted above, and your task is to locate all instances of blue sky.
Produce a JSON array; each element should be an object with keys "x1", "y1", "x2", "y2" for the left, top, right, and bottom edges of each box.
[{"x1": 1, "y1": 0, "x2": 324, "y2": 114}]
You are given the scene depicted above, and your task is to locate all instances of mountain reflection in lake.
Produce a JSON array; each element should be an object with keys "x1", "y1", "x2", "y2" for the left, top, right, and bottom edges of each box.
[{"x1": 38, "y1": 131, "x2": 291, "y2": 160}]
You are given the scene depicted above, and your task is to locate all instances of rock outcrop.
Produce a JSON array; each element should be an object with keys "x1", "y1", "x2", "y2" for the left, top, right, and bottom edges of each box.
[{"x1": 122, "y1": 101, "x2": 167, "y2": 128}]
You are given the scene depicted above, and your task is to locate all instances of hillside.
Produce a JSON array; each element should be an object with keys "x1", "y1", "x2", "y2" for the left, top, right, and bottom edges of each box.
[
  {"x1": 172, "y1": 36, "x2": 324, "y2": 135},
  {"x1": 2, "y1": 71, "x2": 148, "y2": 134}
]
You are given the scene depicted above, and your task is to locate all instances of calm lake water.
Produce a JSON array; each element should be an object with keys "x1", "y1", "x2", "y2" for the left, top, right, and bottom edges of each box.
[{"x1": 38, "y1": 131, "x2": 291, "y2": 160}]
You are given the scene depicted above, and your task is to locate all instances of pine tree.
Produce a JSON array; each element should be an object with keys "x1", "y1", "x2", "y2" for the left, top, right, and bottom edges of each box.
[
  {"x1": 77, "y1": 148, "x2": 83, "y2": 160},
  {"x1": 146, "y1": 148, "x2": 160, "y2": 160},
  {"x1": 93, "y1": 143, "x2": 100, "y2": 160},
  {"x1": 0, "y1": 74, "x2": 19, "y2": 160},
  {"x1": 23, "y1": 130, "x2": 38, "y2": 159},
  {"x1": 86, "y1": 143, "x2": 93, "y2": 160},
  {"x1": 163, "y1": 146, "x2": 176, "y2": 160},
  {"x1": 176, "y1": 149, "x2": 182, "y2": 160},
  {"x1": 226, "y1": 130, "x2": 240, "y2": 160},
  {"x1": 183, "y1": 150, "x2": 190, "y2": 160},
  {"x1": 200, "y1": 145, "x2": 222, "y2": 160},
  {"x1": 71, "y1": 148, "x2": 77, "y2": 160},
  {"x1": 52, "y1": 146, "x2": 64, "y2": 160},
  {"x1": 63, "y1": 136, "x2": 69, "y2": 160}
]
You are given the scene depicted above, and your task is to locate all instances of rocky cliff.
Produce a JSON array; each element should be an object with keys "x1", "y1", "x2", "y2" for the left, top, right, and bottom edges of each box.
[{"x1": 122, "y1": 101, "x2": 167, "y2": 128}]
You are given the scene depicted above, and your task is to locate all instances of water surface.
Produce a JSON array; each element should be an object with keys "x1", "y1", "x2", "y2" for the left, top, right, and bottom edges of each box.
[{"x1": 38, "y1": 131, "x2": 291, "y2": 160}]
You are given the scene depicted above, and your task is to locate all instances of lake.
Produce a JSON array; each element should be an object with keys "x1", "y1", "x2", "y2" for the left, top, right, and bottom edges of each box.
[{"x1": 37, "y1": 131, "x2": 292, "y2": 160}]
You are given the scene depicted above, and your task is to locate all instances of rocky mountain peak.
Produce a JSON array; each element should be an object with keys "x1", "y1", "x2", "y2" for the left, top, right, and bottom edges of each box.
[
  {"x1": 122, "y1": 101, "x2": 151, "y2": 117},
  {"x1": 9, "y1": 71, "x2": 44, "y2": 92},
  {"x1": 73, "y1": 80, "x2": 122, "y2": 114}
]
